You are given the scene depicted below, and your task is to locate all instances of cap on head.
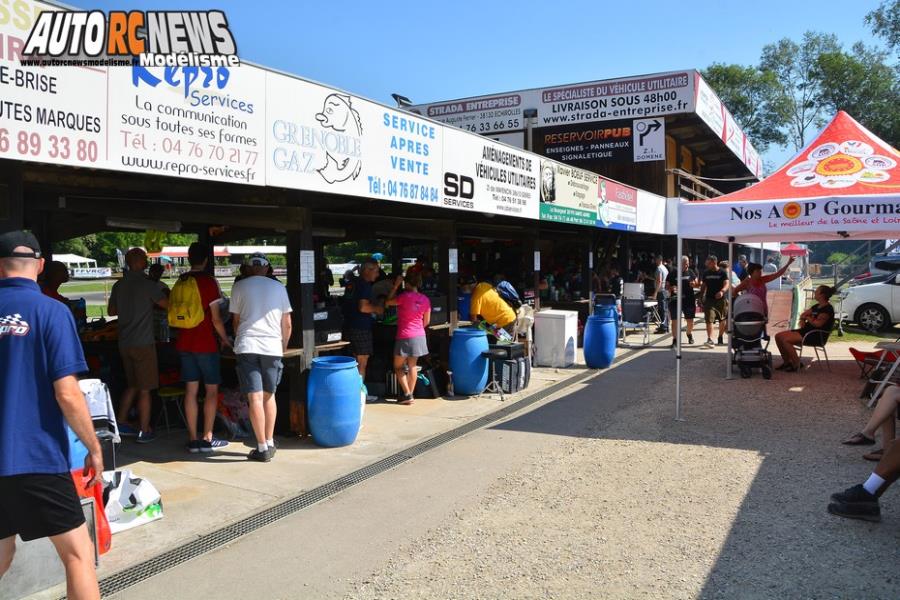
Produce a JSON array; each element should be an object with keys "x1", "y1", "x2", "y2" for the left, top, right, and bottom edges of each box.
[
  {"x1": 0, "y1": 230, "x2": 41, "y2": 259},
  {"x1": 245, "y1": 252, "x2": 269, "y2": 267}
]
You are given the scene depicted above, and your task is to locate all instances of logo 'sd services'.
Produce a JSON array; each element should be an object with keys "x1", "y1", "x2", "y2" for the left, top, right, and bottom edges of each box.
[{"x1": 22, "y1": 10, "x2": 238, "y2": 67}]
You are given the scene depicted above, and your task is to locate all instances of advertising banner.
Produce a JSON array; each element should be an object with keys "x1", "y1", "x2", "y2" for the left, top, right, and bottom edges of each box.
[
  {"x1": 72, "y1": 268, "x2": 112, "y2": 279},
  {"x1": 421, "y1": 92, "x2": 527, "y2": 135},
  {"x1": 107, "y1": 64, "x2": 266, "y2": 185},
  {"x1": 694, "y1": 74, "x2": 762, "y2": 178},
  {"x1": 536, "y1": 71, "x2": 694, "y2": 128},
  {"x1": 538, "y1": 161, "x2": 598, "y2": 226},
  {"x1": 680, "y1": 196, "x2": 900, "y2": 242},
  {"x1": 267, "y1": 74, "x2": 442, "y2": 208},
  {"x1": 0, "y1": 0, "x2": 107, "y2": 168},
  {"x1": 532, "y1": 120, "x2": 633, "y2": 166},
  {"x1": 441, "y1": 127, "x2": 539, "y2": 219},
  {"x1": 416, "y1": 71, "x2": 695, "y2": 135},
  {"x1": 597, "y1": 176, "x2": 637, "y2": 231}
]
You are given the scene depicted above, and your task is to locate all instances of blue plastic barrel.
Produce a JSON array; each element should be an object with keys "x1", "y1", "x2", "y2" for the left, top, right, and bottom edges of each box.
[
  {"x1": 584, "y1": 309, "x2": 617, "y2": 369},
  {"x1": 449, "y1": 327, "x2": 489, "y2": 395},
  {"x1": 307, "y1": 356, "x2": 362, "y2": 447}
]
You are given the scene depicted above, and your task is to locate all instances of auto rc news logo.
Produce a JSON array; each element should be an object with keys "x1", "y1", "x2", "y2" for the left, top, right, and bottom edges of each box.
[{"x1": 21, "y1": 10, "x2": 238, "y2": 67}]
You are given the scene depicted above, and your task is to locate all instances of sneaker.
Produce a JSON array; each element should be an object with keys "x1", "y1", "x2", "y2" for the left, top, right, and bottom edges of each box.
[
  {"x1": 655, "y1": 327, "x2": 668, "y2": 334},
  {"x1": 671, "y1": 339, "x2": 677, "y2": 348},
  {"x1": 248, "y1": 448, "x2": 271, "y2": 462},
  {"x1": 207, "y1": 437, "x2": 229, "y2": 451},
  {"x1": 704, "y1": 339, "x2": 715, "y2": 347},
  {"x1": 828, "y1": 500, "x2": 881, "y2": 522},
  {"x1": 687, "y1": 335, "x2": 694, "y2": 345},
  {"x1": 118, "y1": 423, "x2": 138, "y2": 437},
  {"x1": 717, "y1": 336, "x2": 725, "y2": 346},
  {"x1": 136, "y1": 430, "x2": 157, "y2": 444},
  {"x1": 830, "y1": 483, "x2": 878, "y2": 505},
  {"x1": 267, "y1": 442, "x2": 276, "y2": 459},
  {"x1": 186, "y1": 439, "x2": 204, "y2": 453}
]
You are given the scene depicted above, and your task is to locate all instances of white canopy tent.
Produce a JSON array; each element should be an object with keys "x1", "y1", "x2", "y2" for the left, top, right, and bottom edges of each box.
[
  {"x1": 674, "y1": 111, "x2": 900, "y2": 418},
  {"x1": 52, "y1": 253, "x2": 97, "y2": 269}
]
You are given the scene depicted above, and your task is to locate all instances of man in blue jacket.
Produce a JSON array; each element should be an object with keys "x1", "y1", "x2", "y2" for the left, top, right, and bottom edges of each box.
[{"x1": 0, "y1": 231, "x2": 102, "y2": 600}]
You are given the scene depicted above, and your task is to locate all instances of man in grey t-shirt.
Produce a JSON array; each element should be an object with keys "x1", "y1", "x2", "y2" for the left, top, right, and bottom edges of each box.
[{"x1": 108, "y1": 248, "x2": 167, "y2": 442}]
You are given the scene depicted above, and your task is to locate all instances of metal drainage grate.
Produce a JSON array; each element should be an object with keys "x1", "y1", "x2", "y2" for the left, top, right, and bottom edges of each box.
[{"x1": 89, "y1": 341, "x2": 658, "y2": 598}]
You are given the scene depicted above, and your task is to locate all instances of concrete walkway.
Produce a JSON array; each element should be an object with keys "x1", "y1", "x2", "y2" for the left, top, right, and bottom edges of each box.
[
  {"x1": 15, "y1": 340, "x2": 663, "y2": 600},
  {"x1": 94, "y1": 341, "x2": 900, "y2": 599}
]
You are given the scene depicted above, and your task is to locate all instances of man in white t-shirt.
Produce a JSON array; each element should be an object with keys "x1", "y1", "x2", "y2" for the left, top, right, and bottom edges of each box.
[
  {"x1": 230, "y1": 253, "x2": 293, "y2": 463},
  {"x1": 654, "y1": 255, "x2": 670, "y2": 333}
]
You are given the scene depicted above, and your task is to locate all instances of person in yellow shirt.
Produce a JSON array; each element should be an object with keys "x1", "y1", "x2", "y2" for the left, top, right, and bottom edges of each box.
[{"x1": 470, "y1": 282, "x2": 516, "y2": 332}]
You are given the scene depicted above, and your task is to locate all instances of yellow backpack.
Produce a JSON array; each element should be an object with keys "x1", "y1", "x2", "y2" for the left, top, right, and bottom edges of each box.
[{"x1": 168, "y1": 274, "x2": 205, "y2": 329}]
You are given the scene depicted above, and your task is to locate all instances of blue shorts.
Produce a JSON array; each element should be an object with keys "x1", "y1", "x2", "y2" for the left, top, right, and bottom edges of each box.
[
  {"x1": 179, "y1": 352, "x2": 221, "y2": 385},
  {"x1": 236, "y1": 353, "x2": 284, "y2": 394}
]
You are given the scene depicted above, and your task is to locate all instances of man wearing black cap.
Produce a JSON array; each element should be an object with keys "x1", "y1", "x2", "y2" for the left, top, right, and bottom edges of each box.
[{"x1": 0, "y1": 231, "x2": 102, "y2": 599}]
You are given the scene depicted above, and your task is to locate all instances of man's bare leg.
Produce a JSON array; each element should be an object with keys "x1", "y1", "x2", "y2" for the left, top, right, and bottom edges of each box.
[{"x1": 49, "y1": 524, "x2": 100, "y2": 600}]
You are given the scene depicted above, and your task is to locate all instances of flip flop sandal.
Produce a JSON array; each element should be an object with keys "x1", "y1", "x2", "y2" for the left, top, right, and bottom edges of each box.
[
  {"x1": 863, "y1": 448, "x2": 884, "y2": 462},
  {"x1": 842, "y1": 432, "x2": 876, "y2": 446}
]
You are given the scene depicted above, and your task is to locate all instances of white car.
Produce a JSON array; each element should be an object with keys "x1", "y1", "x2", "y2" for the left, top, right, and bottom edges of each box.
[{"x1": 841, "y1": 273, "x2": 900, "y2": 332}]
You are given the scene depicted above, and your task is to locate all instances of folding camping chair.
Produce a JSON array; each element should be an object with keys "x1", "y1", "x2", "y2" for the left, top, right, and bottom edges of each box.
[
  {"x1": 866, "y1": 340, "x2": 900, "y2": 407},
  {"x1": 620, "y1": 298, "x2": 650, "y2": 346},
  {"x1": 793, "y1": 329, "x2": 832, "y2": 371},
  {"x1": 850, "y1": 347, "x2": 899, "y2": 379}
]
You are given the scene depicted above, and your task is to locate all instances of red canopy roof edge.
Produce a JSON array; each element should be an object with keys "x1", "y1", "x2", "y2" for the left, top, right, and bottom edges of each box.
[{"x1": 707, "y1": 111, "x2": 900, "y2": 203}]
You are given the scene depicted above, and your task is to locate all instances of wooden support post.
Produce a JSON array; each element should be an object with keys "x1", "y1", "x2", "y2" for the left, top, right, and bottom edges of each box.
[
  {"x1": 31, "y1": 210, "x2": 52, "y2": 258},
  {"x1": 524, "y1": 231, "x2": 539, "y2": 311},
  {"x1": 285, "y1": 207, "x2": 316, "y2": 436},
  {"x1": 438, "y1": 223, "x2": 458, "y2": 330},
  {"x1": 198, "y1": 226, "x2": 214, "y2": 275},
  {"x1": 0, "y1": 163, "x2": 23, "y2": 233},
  {"x1": 391, "y1": 237, "x2": 402, "y2": 276},
  {"x1": 582, "y1": 233, "x2": 593, "y2": 300}
]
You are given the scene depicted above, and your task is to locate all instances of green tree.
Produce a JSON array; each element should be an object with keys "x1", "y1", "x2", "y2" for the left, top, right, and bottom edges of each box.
[
  {"x1": 701, "y1": 64, "x2": 790, "y2": 151},
  {"x1": 816, "y1": 43, "x2": 900, "y2": 147},
  {"x1": 761, "y1": 32, "x2": 841, "y2": 150},
  {"x1": 53, "y1": 235, "x2": 94, "y2": 258},
  {"x1": 866, "y1": 0, "x2": 900, "y2": 51}
]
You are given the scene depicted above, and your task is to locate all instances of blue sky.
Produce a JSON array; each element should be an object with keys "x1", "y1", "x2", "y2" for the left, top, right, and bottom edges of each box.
[{"x1": 84, "y1": 0, "x2": 884, "y2": 166}]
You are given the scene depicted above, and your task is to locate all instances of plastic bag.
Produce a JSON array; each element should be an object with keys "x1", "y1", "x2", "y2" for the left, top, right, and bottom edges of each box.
[{"x1": 102, "y1": 470, "x2": 163, "y2": 534}]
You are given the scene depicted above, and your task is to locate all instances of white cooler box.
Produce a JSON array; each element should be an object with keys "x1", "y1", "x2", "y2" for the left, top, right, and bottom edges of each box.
[{"x1": 534, "y1": 309, "x2": 578, "y2": 368}]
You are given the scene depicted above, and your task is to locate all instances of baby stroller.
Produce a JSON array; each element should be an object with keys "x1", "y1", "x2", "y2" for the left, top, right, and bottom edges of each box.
[{"x1": 732, "y1": 294, "x2": 773, "y2": 379}]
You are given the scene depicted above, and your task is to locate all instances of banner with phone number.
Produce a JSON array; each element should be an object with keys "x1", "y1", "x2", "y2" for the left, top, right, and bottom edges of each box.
[{"x1": 0, "y1": 0, "x2": 106, "y2": 167}]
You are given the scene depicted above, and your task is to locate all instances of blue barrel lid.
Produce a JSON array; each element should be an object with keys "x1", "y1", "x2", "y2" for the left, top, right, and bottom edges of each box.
[
  {"x1": 452, "y1": 326, "x2": 487, "y2": 337},
  {"x1": 311, "y1": 355, "x2": 358, "y2": 369}
]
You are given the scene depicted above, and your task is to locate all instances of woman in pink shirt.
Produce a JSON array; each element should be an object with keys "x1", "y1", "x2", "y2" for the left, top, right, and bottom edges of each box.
[
  {"x1": 385, "y1": 270, "x2": 431, "y2": 405},
  {"x1": 734, "y1": 256, "x2": 795, "y2": 314}
]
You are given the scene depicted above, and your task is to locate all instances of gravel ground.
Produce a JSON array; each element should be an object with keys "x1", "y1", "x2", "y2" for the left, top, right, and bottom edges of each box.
[{"x1": 350, "y1": 344, "x2": 900, "y2": 599}]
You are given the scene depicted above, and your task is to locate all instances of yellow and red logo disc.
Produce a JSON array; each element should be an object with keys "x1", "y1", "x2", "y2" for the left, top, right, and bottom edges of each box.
[
  {"x1": 815, "y1": 154, "x2": 863, "y2": 177},
  {"x1": 782, "y1": 202, "x2": 803, "y2": 219}
]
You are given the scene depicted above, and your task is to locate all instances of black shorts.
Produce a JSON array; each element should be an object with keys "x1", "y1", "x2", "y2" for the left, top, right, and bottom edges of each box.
[
  {"x1": 346, "y1": 328, "x2": 374, "y2": 356},
  {"x1": 0, "y1": 473, "x2": 85, "y2": 541},
  {"x1": 669, "y1": 298, "x2": 697, "y2": 319}
]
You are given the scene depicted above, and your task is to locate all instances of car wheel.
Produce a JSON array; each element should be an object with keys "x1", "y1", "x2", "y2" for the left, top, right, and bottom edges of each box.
[{"x1": 856, "y1": 304, "x2": 890, "y2": 332}]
